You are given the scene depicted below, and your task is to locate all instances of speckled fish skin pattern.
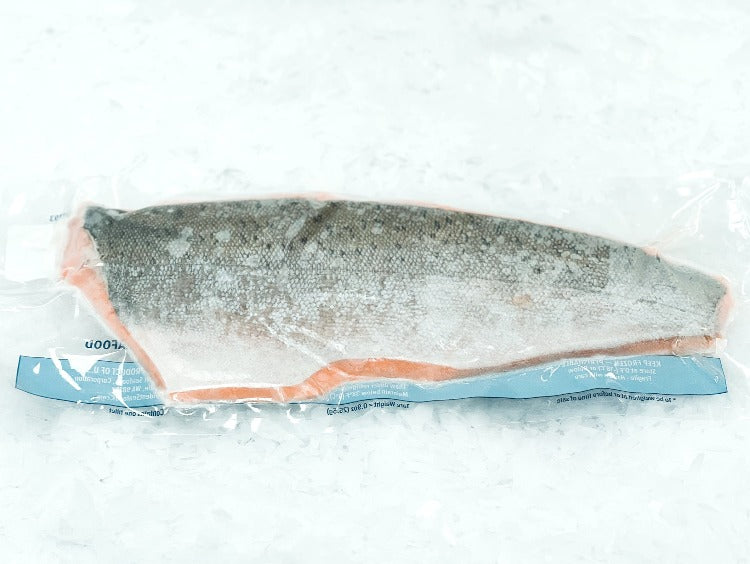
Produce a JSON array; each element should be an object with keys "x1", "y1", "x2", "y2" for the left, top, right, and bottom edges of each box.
[{"x1": 83, "y1": 199, "x2": 726, "y2": 390}]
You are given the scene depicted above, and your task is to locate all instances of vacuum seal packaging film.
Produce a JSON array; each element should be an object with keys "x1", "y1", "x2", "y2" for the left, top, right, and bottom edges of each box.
[{"x1": 1, "y1": 177, "x2": 748, "y2": 425}]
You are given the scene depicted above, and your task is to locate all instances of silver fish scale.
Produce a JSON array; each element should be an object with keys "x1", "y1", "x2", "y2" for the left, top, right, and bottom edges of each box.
[{"x1": 81, "y1": 199, "x2": 726, "y2": 385}]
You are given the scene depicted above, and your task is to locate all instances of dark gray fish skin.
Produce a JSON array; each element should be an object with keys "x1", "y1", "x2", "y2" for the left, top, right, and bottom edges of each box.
[{"x1": 80, "y1": 199, "x2": 727, "y2": 391}]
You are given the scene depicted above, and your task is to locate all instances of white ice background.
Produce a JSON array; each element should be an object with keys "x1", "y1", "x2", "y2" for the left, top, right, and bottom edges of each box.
[{"x1": 1, "y1": 1, "x2": 750, "y2": 562}]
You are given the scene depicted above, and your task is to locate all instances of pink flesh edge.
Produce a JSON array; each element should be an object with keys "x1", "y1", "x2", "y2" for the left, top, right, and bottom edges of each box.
[
  {"x1": 60, "y1": 214, "x2": 167, "y2": 391},
  {"x1": 169, "y1": 334, "x2": 722, "y2": 404}
]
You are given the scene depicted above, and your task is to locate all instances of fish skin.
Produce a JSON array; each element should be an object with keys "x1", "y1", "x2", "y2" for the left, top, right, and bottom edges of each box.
[{"x1": 64, "y1": 199, "x2": 730, "y2": 403}]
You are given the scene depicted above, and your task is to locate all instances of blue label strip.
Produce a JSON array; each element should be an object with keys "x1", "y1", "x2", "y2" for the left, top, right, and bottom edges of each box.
[
  {"x1": 15, "y1": 356, "x2": 162, "y2": 408},
  {"x1": 15, "y1": 354, "x2": 726, "y2": 408}
]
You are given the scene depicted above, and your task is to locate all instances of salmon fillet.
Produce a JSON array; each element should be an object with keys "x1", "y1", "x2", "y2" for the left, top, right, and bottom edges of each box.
[{"x1": 60, "y1": 199, "x2": 732, "y2": 404}]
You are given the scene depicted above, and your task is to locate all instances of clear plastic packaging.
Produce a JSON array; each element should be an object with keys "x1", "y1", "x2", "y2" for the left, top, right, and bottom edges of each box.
[{"x1": 1, "y1": 174, "x2": 749, "y2": 425}]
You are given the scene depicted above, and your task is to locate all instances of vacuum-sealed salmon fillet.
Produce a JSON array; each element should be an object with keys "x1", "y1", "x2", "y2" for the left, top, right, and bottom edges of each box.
[{"x1": 58, "y1": 198, "x2": 732, "y2": 405}]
